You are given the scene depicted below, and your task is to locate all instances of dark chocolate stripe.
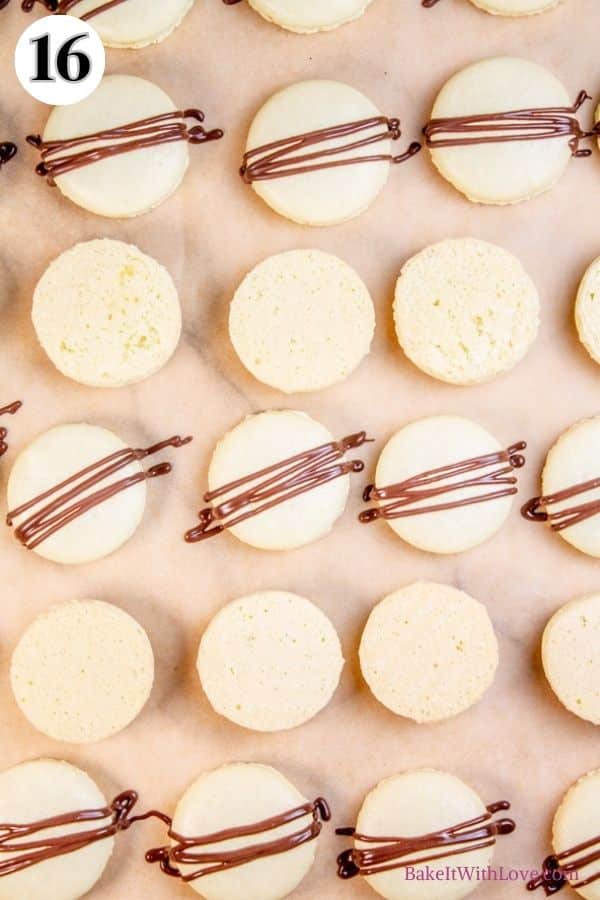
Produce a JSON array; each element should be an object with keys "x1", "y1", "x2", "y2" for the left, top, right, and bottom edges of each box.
[
  {"x1": 337, "y1": 802, "x2": 515, "y2": 879},
  {"x1": 0, "y1": 401, "x2": 22, "y2": 458},
  {"x1": 27, "y1": 110, "x2": 223, "y2": 186},
  {"x1": 360, "y1": 441, "x2": 526, "y2": 524},
  {"x1": 522, "y1": 476, "x2": 600, "y2": 531},
  {"x1": 20, "y1": 0, "x2": 129, "y2": 18},
  {"x1": 6, "y1": 433, "x2": 192, "y2": 550},
  {"x1": 241, "y1": 117, "x2": 420, "y2": 183},
  {"x1": 424, "y1": 91, "x2": 600, "y2": 158},
  {"x1": 527, "y1": 834, "x2": 600, "y2": 893},
  {"x1": 0, "y1": 791, "x2": 169, "y2": 877},
  {"x1": 146, "y1": 798, "x2": 331, "y2": 881},
  {"x1": 185, "y1": 431, "x2": 372, "y2": 543},
  {"x1": 0, "y1": 144, "x2": 17, "y2": 168}
]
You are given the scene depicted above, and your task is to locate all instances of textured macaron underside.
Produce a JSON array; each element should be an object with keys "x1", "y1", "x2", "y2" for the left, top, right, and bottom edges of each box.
[
  {"x1": 360, "y1": 582, "x2": 499, "y2": 722},
  {"x1": 230, "y1": 249, "x2": 375, "y2": 392},
  {"x1": 33, "y1": 239, "x2": 181, "y2": 388}
]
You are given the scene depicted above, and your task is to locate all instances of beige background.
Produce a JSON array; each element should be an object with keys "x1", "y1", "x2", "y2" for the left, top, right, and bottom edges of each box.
[{"x1": 1, "y1": 0, "x2": 600, "y2": 897}]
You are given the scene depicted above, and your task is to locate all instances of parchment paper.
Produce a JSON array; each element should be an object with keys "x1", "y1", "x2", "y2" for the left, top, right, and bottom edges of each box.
[{"x1": 1, "y1": 0, "x2": 600, "y2": 897}]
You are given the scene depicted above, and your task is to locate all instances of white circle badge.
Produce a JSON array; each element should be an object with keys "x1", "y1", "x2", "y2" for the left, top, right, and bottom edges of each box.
[{"x1": 14, "y1": 15, "x2": 105, "y2": 106}]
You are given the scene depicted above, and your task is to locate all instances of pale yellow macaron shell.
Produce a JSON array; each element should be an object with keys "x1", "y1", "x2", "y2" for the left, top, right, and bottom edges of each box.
[
  {"x1": 246, "y1": 79, "x2": 392, "y2": 226},
  {"x1": 32, "y1": 239, "x2": 181, "y2": 388},
  {"x1": 360, "y1": 582, "x2": 499, "y2": 723},
  {"x1": 373, "y1": 416, "x2": 515, "y2": 554},
  {"x1": 469, "y1": 0, "x2": 561, "y2": 14},
  {"x1": 553, "y1": 770, "x2": 600, "y2": 900},
  {"x1": 541, "y1": 416, "x2": 600, "y2": 558},
  {"x1": 393, "y1": 237, "x2": 539, "y2": 385},
  {"x1": 355, "y1": 769, "x2": 496, "y2": 900},
  {"x1": 247, "y1": 0, "x2": 374, "y2": 32},
  {"x1": 198, "y1": 590, "x2": 344, "y2": 731},
  {"x1": 208, "y1": 410, "x2": 350, "y2": 550},
  {"x1": 230, "y1": 249, "x2": 375, "y2": 392},
  {"x1": 11, "y1": 599, "x2": 155, "y2": 743},
  {"x1": 7, "y1": 423, "x2": 147, "y2": 565},
  {"x1": 429, "y1": 57, "x2": 572, "y2": 205},
  {"x1": 43, "y1": 74, "x2": 189, "y2": 218},
  {"x1": 542, "y1": 593, "x2": 600, "y2": 724},
  {"x1": 172, "y1": 763, "x2": 320, "y2": 900},
  {"x1": 0, "y1": 759, "x2": 114, "y2": 900},
  {"x1": 575, "y1": 255, "x2": 600, "y2": 367},
  {"x1": 67, "y1": 0, "x2": 195, "y2": 48}
]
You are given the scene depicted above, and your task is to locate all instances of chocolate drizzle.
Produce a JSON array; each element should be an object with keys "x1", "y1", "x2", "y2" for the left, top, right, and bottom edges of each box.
[
  {"x1": 185, "y1": 431, "x2": 372, "y2": 543},
  {"x1": 0, "y1": 143, "x2": 17, "y2": 168},
  {"x1": 19, "y1": 0, "x2": 129, "y2": 18},
  {"x1": 360, "y1": 441, "x2": 526, "y2": 524},
  {"x1": 0, "y1": 401, "x2": 22, "y2": 458},
  {"x1": 527, "y1": 835, "x2": 600, "y2": 894},
  {"x1": 521, "y1": 477, "x2": 600, "y2": 531},
  {"x1": 27, "y1": 110, "x2": 224, "y2": 186},
  {"x1": 336, "y1": 801, "x2": 515, "y2": 880},
  {"x1": 423, "y1": 91, "x2": 600, "y2": 158},
  {"x1": 240, "y1": 118, "x2": 421, "y2": 183},
  {"x1": 0, "y1": 790, "x2": 169, "y2": 877},
  {"x1": 146, "y1": 798, "x2": 331, "y2": 881},
  {"x1": 6, "y1": 434, "x2": 192, "y2": 550},
  {"x1": 422, "y1": 0, "x2": 442, "y2": 6}
]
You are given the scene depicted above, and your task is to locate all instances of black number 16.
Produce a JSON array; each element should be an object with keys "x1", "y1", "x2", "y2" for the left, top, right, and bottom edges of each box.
[{"x1": 30, "y1": 32, "x2": 91, "y2": 83}]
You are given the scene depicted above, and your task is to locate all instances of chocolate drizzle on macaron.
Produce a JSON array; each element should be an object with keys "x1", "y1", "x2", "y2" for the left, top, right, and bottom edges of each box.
[
  {"x1": 146, "y1": 798, "x2": 331, "y2": 881},
  {"x1": 527, "y1": 834, "x2": 600, "y2": 894},
  {"x1": 18, "y1": 0, "x2": 130, "y2": 18},
  {"x1": 336, "y1": 801, "x2": 515, "y2": 879},
  {"x1": 27, "y1": 110, "x2": 224, "y2": 186},
  {"x1": 522, "y1": 477, "x2": 600, "y2": 531},
  {"x1": 6, "y1": 434, "x2": 192, "y2": 550},
  {"x1": 185, "y1": 431, "x2": 372, "y2": 543},
  {"x1": 0, "y1": 790, "x2": 169, "y2": 877},
  {"x1": 240, "y1": 118, "x2": 421, "y2": 183},
  {"x1": 0, "y1": 143, "x2": 17, "y2": 168},
  {"x1": 0, "y1": 402, "x2": 22, "y2": 458},
  {"x1": 423, "y1": 91, "x2": 600, "y2": 158},
  {"x1": 360, "y1": 441, "x2": 526, "y2": 524}
]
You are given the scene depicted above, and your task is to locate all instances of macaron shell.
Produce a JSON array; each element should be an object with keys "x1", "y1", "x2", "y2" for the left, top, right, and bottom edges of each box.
[
  {"x1": 247, "y1": 0, "x2": 373, "y2": 32},
  {"x1": 32, "y1": 239, "x2": 181, "y2": 388},
  {"x1": 43, "y1": 75, "x2": 189, "y2": 218},
  {"x1": 393, "y1": 237, "x2": 539, "y2": 385},
  {"x1": 541, "y1": 416, "x2": 600, "y2": 558},
  {"x1": 197, "y1": 590, "x2": 344, "y2": 731},
  {"x1": 208, "y1": 410, "x2": 350, "y2": 551},
  {"x1": 359, "y1": 581, "x2": 499, "y2": 722},
  {"x1": 356, "y1": 769, "x2": 495, "y2": 900},
  {"x1": 246, "y1": 79, "x2": 391, "y2": 225},
  {"x1": 11, "y1": 599, "x2": 155, "y2": 742},
  {"x1": 373, "y1": 416, "x2": 514, "y2": 554},
  {"x1": 229, "y1": 249, "x2": 375, "y2": 392},
  {"x1": 172, "y1": 763, "x2": 319, "y2": 900},
  {"x1": 429, "y1": 57, "x2": 572, "y2": 205},
  {"x1": 553, "y1": 770, "x2": 600, "y2": 900},
  {"x1": 66, "y1": 0, "x2": 195, "y2": 48},
  {"x1": 7, "y1": 423, "x2": 147, "y2": 565},
  {"x1": 542, "y1": 593, "x2": 600, "y2": 724},
  {"x1": 0, "y1": 759, "x2": 113, "y2": 900}
]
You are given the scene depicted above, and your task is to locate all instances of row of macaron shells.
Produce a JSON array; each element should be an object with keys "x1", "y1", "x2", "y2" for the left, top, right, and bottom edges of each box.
[
  {"x1": 10, "y1": 57, "x2": 600, "y2": 222},
  {"x1": 2, "y1": 3, "x2": 596, "y2": 900},
  {"x1": 1, "y1": 0, "x2": 571, "y2": 44},
  {"x1": 6, "y1": 583, "x2": 597, "y2": 744},
  {"x1": 3, "y1": 756, "x2": 594, "y2": 899},
  {"x1": 2, "y1": 407, "x2": 600, "y2": 561},
  {"x1": 27, "y1": 234, "x2": 600, "y2": 398}
]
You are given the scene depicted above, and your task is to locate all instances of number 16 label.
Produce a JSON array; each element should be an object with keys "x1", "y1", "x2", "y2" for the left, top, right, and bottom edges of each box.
[{"x1": 15, "y1": 16, "x2": 105, "y2": 105}]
